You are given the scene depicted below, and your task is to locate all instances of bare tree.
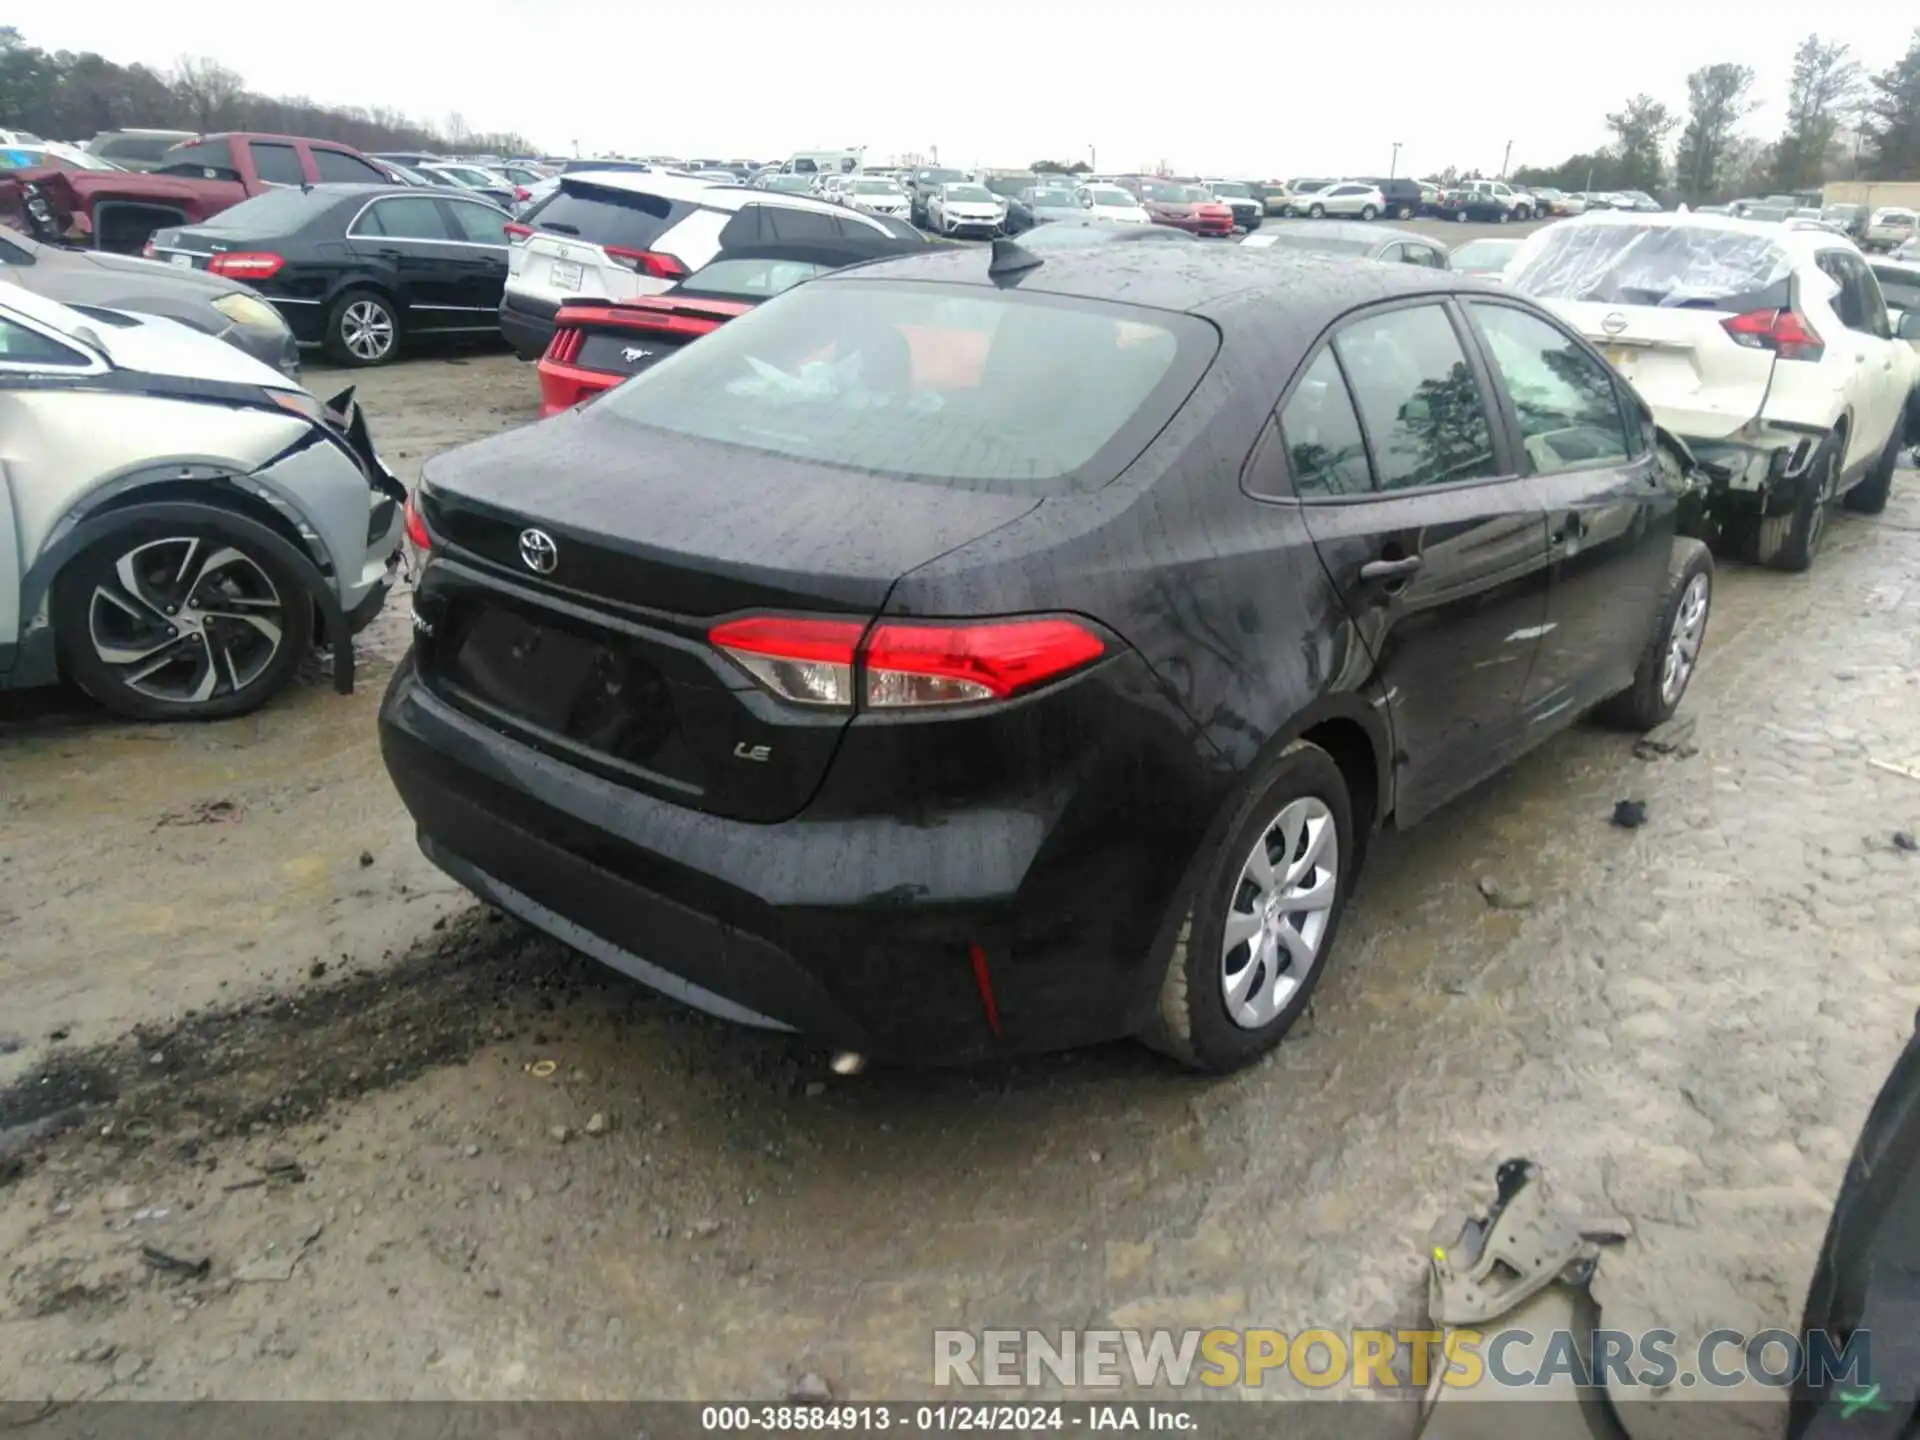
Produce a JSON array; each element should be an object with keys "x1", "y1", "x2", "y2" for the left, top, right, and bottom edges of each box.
[
  {"x1": 171, "y1": 54, "x2": 244, "y2": 131},
  {"x1": 1771, "y1": 34, "x2": 1863, "y2": 190},
  {"x1": 1675, "y1": 63, "x2": 1758, "y2": 203}
]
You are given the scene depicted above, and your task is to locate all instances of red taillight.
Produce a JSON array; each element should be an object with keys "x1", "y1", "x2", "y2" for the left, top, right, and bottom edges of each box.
[
  {"x1": 505, "y1": 222, "x2": 533, "y2": 243},
  {"x1": 543, "y1": 325, "x2": 584, "y2": 364},
  {"x1": 208, "y1": 251, "x2": 285, "y2": 279},
  {"x1": 605, "y1": 244, "x2": 688, "y2": 280},
  {"x1": 514, "y1": 185, "x2": 530, "y2": 201},
  {"x1": 403, "y1": 496, "x2": 431, "y2": 551},
  {"x1": 707, "y1": 615, "x2": 1105, "y2": 710},
  {"x1": 1721, "y1": 308, "x2": 1824, "y2": 362}
]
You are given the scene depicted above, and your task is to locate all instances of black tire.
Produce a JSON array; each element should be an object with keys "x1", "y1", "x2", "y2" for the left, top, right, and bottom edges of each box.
[
  {"x1": 324, "y1": 288, "x2": 401, "y2": 367},
  {"x1": 1599, "y1": 540, "x2": 1713, "y2": 730},
  {"x1": 1455, "y1": 208, "x2": 1470, "y2": 223},
  {"x1": 1141, "y1": 740, "x2": 1354, "y2": 1074},
  {"x1": 1308, "y1": 203, "x2": 1326, "y2": 219},
  {"x1": 53, "y1": 517, "x2": 314, "y2": 722},
  {"x1": 1359, "y1": 204, "x2": 1378, "y2": 221},
  {"x1": 1515, "y1": 205, "x2": 1533, "y2": 221},
  {"x1": 1397, "y1": 204, "x2": 1415, "y2": 220},
  {"x1": 1764, "y1": 432, "x2": 1841, "y2": 572},
  {"x1": 1496, "y1": 208, "x2": 1510, "y2": 224},
  {"x1": 1842, "y1": 423, "x2": 1900, "y2": 515}
]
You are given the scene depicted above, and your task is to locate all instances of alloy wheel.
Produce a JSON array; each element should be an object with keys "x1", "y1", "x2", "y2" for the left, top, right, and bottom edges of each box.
[
  {"x1": 340, "y1": 300, "x2": 396, "y2": 362},
  {"x1": 87, "y1": 538, "x2": 285, "y2": 706},
  {"x1": 1659, "y1": 572, "x2": 1710, "y2": 706},
  {"x1": 1220, "y1": 797, "x2": 1339, "y2": 1030}
]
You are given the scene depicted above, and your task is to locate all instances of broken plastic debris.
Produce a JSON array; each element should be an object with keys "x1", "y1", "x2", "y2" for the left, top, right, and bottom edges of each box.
[{"x1": 525, "y1": 1060, "x2": 558, "y2": 1079}]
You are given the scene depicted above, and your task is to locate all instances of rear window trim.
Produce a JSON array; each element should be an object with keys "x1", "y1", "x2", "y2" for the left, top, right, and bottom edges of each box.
[{"x1": 592, "y1": 275, "x2": 1223, "y2": 497}]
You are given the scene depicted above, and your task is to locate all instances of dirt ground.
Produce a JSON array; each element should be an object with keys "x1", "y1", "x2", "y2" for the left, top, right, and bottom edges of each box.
[{"x1": 3, "y1": 340, "x2": 1919, "y2": 1420}]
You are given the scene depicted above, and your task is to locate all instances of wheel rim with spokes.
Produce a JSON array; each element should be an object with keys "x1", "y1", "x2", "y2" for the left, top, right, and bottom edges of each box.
[
  {"x1": 1220, "y1": 797, "x2": 1339, "y2": 1030},
  {"x1": 341, "y1": 300, "x2": 395, "y2": 361},
  {"x1": 87, "y1": 538, "x2": 285, "y2": 706},
  {"x1": 1660, "y1": 572, "x2": 1710, "y2": 705}
]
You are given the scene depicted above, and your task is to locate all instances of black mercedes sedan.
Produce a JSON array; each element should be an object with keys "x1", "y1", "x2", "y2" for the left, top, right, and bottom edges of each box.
[
  {"x1": 381, "y1": 243, "x2": 1714, "y2": 1072},
  {"x1": 148, "y1": 184, "x2": 511, "y2": 366}
]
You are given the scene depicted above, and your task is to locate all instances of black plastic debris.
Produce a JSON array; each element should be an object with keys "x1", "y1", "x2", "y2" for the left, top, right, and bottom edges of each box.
[
  {"x1": 1612, "y1": 800, "x2": 1648, "y2": 829},
  {"x1": 1895, "y1": 831, "x2": 1918, "y2": 853},
  {"x1": 140, "y1": 1244, "x2": 211, "y2": 1280}
]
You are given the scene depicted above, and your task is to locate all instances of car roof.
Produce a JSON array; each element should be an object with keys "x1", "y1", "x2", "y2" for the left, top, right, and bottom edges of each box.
[
  {"x1": 1264, "y1": 220, "x2": 1434, "y2": 246},
  {"x1": 816, "y1": 240, "x2": 1486, "y2": 320},
  {"x1": 1547, "y1": 209, "x2": 1859, "y2": 260},
  {"x1": 558, "y1": 169, "x2": 853, "y2": 219}
]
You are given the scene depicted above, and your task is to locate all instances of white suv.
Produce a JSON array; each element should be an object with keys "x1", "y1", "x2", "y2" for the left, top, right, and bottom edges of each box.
[
  {"x1": 499, "y1": 171, "x2": 903, "y2": 359},
  {"x1": 1512, "y1": 212, "x2": 1918, "y2": 570}
]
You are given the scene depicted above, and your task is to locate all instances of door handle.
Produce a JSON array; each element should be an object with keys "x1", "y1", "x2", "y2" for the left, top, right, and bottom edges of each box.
[{"x1": 1359, "y1": 554, "x2": 1423, "y2": 581}]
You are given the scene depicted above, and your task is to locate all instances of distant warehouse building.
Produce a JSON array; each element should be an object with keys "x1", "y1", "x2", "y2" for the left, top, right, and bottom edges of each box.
[{"x1": 1822, "y1": 179, "x2": 1920, "y2": 211}]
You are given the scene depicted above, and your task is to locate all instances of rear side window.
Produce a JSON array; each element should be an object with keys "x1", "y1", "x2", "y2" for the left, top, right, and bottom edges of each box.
[
  {"x1": 0, "y1": 315, "x2": 90, "y2": 367},
  {"x1": 1333, "y1": 304, "x2": 1499, "y2": 491},
  {"x1": 1278, "y1": 349, "x2": 1374, "y2": 498},
  {"x1": 530, "y1": 184, "x2": 682, "y2": 251},
  {"x1": 593, "y1": 281, "x2": 1215, "y2": 494},
  {"x1": 155, "y1": 141, "x2": 239, "y2": 181},
  {"x1": 1510, "y1": 223, "x2": 1793, "y2": 312},
  {"x1": 313, "y1": 149, "x2": 387, "y2": 183},
  {"x1": 765, "y1": 207, "x2": 843, "y2": 242},
  {"x1": 250, "y1": 142, "x2": 305, "y2": 186}
]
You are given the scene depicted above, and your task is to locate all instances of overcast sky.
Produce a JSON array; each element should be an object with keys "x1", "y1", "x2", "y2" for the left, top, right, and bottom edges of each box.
[{"x1": 20, "y1": 4, "x2": 1916, "y2": 175}]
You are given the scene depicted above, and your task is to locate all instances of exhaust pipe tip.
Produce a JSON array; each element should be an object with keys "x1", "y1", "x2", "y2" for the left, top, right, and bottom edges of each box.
[{"x1": 829, "y1": 1051, "x2": 867, "y2": 1077}]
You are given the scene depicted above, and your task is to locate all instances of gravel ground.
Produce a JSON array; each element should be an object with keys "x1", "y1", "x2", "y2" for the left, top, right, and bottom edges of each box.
[{"x1": 1, "y1": 328, "x2": 1917, "y2": 1423}]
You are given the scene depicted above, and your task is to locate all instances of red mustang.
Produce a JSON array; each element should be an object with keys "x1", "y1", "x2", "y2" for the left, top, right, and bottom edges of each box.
[{"x1": 537, "y1": 237, "x2": 927, "y2": 417}]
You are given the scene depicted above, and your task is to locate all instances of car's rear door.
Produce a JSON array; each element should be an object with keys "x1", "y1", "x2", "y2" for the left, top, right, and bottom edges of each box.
[
  {"x1": 346, "y1": 195, "x2": 464, "y2": 329},
  {"x1": 437, "y1": 196, "x2": 513, "y2": 321},
  {"x1": 1818, "y1": 248, "x2": 1903, "y2": 464},
  {"x1": 1461, "y1": 297, "x2": 1677, "y2": 723},
  {"x1": 1281, "y1": 299, "x2": 1551, "y2": 824}
]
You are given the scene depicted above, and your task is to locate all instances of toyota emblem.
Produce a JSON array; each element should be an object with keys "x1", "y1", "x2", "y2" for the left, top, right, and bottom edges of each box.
[
  {"x1": 518, "y1": 528, "x2": 559, "y2": 575},
  {"x1": 1601, "y1": 312, "x2": 1628, "y2": 336}
]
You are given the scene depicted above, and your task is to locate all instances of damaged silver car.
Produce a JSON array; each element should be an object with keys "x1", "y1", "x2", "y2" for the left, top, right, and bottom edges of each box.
[{"x1": 0, "y1": 285, "x2": 405, "y2": 719}]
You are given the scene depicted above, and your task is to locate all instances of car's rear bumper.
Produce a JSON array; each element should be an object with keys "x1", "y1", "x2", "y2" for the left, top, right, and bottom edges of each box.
[
  {"x1": 378, "y1": 654, "x2": 1216, "y2": 1063},
  {"x1": 499, "y1": 293, "x2": 558, "y2": 361},
  {"x1": 536, "y1": 358, "x2": 615, "y2": 418}
]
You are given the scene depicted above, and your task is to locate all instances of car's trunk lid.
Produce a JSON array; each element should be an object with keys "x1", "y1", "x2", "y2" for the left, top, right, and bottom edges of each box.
[
  {"x1": 1512, "y1": 221, "x2": 1797, "y2": 442},
  {"x1": 557, "y1": 296, "x2": 751, "y2": 382},
  {"x1": 1546, "y1": 298, "x2": 1779, "y2": 440},
  {"x1": 411, "y1": 416, "x2": 1040, "y2": 822}
]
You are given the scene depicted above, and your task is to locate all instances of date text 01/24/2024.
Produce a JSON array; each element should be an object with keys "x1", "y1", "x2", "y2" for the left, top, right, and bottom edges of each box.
[{"x1": 698, "y1": 1406, "x2": 1200, "y2": 1432}]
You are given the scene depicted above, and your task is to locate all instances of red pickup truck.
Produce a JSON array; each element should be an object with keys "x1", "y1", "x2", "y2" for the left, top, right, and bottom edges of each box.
[{"x1": 0, "y1": 132, "x2": 396, "y2": 254}]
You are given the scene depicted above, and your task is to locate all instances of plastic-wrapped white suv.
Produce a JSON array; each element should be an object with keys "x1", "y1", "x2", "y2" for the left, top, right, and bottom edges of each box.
[{"x1": 1512, "y1": 212, "x2": 1919, "y2": 570}]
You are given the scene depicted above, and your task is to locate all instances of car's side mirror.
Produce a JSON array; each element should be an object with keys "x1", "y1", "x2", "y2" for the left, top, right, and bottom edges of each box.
[{"x1": 1896, "y1": 309, "x2": 1920, "y2": 341}]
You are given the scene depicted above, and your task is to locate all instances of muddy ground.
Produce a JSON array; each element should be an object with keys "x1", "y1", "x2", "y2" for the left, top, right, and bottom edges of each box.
[{"x1": 2, "y1": 347, "x2": 1919, "y2": 1420}]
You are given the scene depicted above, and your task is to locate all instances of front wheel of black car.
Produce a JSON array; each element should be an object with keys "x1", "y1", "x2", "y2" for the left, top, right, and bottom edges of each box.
[
  {"x1": 1143, "y1": 740, "x2": 1353, "y2": 1074},
  {"x1": 54, "y1": 521, "x2": 313, "y2": 721},
  {"x1": 325, "y1": 289, "x2": 402, "y2": 367},
  {"x1": 1397, "y1": 204, "x2": 1415, "y2": 220},
  {"x1": 1601, "y1": 541, "x2": 1713, "y2": 731}
]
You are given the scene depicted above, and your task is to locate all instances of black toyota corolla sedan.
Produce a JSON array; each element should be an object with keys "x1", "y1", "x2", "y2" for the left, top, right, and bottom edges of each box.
[
  {"x1": 148, "y1": 184, "x2": 511, "y2": 366},
  {"x1": 380, "y1": 242, "x2": 1714, "y2": 1072}
]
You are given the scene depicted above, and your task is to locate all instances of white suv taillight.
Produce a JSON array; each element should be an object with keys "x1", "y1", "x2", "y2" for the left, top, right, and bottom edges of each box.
[
  {"x1": 708, "y1": 616, "x2": 1105, "y2": 710},
  {"x1": 1721, "y1": 308, "x2": 1825, "y2": 362}
]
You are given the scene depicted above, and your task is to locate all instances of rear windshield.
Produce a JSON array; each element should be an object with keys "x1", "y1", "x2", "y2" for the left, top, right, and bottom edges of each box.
[
  {"x1": 190, "y1": 187, "x2": 339, "y2": 233},
  {"x1": 96, "y1": 135, "x2": 185, "y2": 164},
  {"x1": 593, "y1": 280, "x2": 1215, "y2": 494},
  {"x1": 1509, "y1": 222, "x2": 1794, "y2": 311},
  {"x1": 527, "y1": 182, "x2": 681, "y2": 250}
]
